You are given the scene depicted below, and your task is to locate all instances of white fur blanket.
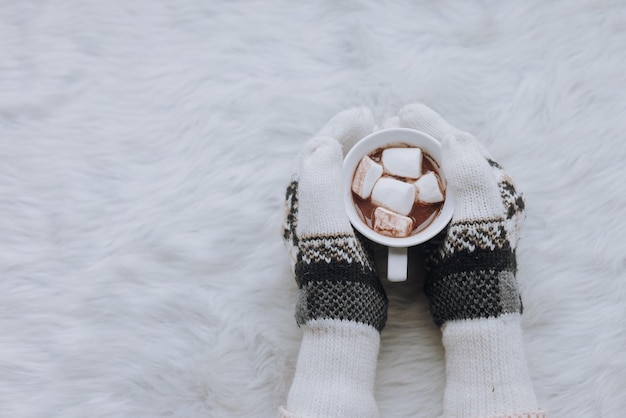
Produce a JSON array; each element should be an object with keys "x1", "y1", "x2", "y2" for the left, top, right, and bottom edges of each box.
[{"x1": 1, "y1": 1, "x2": 625, "y2": 417}]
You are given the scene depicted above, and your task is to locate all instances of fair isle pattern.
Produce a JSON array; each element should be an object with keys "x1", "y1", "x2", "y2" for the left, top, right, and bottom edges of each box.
[
  {"x1": 499, "y1": 175, "x2": 526, "y2": 220},
  {"x1": 426, "y1": 269, "x2": 521, "y2": 326},
  {"x1": 487, "y1": 158, "x2": 526, "y2": 247},
  {"x1": 298, "y1": 233, "x2": 374, "y2": 270},
  {"x1": 282, "y1": 178, "x2": 388, "y2": 331},
  {"x1": 282, "y1": 180, "x2": 299, "y2": 269},
  {"x1": 439, "y1": 218, "x2": 508, "y2": 257},
  {"x1": 487, "y1": 158, "x2": 525, "y2": 220},
  {"x1": 425, "y1": 157, "x2": 526, "y2": 327},
  {"x1": 293, "y1": 232, "x2": 387, "y2": 331},
  {"x1": 499, "y1": 174, "x2": 525, "y2": 247},
  {"x1": 296, "y1": 279, "x2": 388, "y2": 331}
]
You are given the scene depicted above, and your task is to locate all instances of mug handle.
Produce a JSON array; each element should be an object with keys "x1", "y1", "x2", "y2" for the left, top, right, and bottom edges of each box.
[{"x1": 387, "y1": 247, "x2": 408, "y2": 282}]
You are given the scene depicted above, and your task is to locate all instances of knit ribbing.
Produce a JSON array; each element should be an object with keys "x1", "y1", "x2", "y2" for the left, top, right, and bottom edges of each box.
[
  {"x1": 441, "y1": 314, "x2": 540, "y2": 418},
  {"x1": 281, "y1": 319, "x2": 381, "y2": 418}
]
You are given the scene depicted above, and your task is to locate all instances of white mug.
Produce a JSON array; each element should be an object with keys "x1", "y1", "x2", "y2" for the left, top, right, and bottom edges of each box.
[{"x1": 342, "y1": 128, "x2": 455, "y2": 282}]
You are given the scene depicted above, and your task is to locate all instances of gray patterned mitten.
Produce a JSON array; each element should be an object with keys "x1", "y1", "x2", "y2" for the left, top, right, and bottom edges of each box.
[
  {"x1": 423, "y1": 133, "x2": 525, "y2": 329},
  {"x1": 398, "y1": 104, "x2": 546, "y2": 418},
  {"x1": 280, "y1": 108, "x2": 387, "y2": 418}
]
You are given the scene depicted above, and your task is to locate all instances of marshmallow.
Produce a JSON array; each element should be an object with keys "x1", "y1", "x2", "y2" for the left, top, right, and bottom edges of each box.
[
  {"x1": 371, "y1": 177, "x2": 415, "y2": 216},
  {"x1": 414, "y1": 171, "x2": 444, "y2": 204},
  {"x1": 374, "y1": 207, "x2": 413, "y2": 238},
  {"x1": 351, "y1": 156, "x2": 383, "y2": 199},
  {"x1": 381, "y1": 147, "x2": 422, "y2": 179}
]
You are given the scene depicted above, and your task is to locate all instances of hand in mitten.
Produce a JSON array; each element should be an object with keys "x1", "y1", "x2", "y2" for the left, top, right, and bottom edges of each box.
[
  {"x1": 398, "y1": 104, "x2": 545, "y2": 418},
  {"x1": 280, "y1": 108, "x2": 388, "y2": 418}
]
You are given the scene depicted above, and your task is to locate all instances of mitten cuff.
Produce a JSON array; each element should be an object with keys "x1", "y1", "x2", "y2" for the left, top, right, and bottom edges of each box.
[
  {"x1": 282, "y1": 319, "x2": 380, "y2": 418},
  {"x1": 441, "y1": 313, "x2": 540, "y2": 418}
]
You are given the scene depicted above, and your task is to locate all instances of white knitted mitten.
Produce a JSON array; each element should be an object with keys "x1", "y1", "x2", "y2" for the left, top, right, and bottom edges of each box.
[
  {"x1": 280, "y1": 108, "x2": 387, "y2": 418},
  {"x1": 399, "y1": 104, "x2": 546, "y2": 418}
]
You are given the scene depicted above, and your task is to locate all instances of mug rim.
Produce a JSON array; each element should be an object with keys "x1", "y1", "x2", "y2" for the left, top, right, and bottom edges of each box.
[{"x1": 342, "y1": 128, "x2": 455, "y2": 247}]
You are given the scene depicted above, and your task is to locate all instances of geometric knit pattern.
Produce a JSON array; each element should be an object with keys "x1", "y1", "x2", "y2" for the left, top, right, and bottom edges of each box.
[
  {"x1": 295, "y1": 260, "x2": 387, "y2": 331},
  {"x1": 282, "y1": 180, "x2": 300, "y2": 268},
  {"x1": 425, "y1": 264, "x2": 522, "y2": 327},
  {"x1": 298, "y1": 234, "x2": 375, "y2": 270},
  {"x1": 283, "y1": 180, "x2": 388, "y2": 332},
  {"x1": 425, "y1": 157, "x2": 526, "y2": 327},
  {"x1": 436, "y1": 218, "x2": 509, "y2": 256},
  {"x1": 488, "y1": 158, "x2": 526, "y2": 245}
]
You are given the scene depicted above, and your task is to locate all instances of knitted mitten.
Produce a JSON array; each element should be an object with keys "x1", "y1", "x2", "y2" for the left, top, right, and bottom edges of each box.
[
  {"x1": 399, "y1": 104, "x2": 546, "y2": 418},
  {"x1": 280, "y1": 108, "x2": 387, "y2": 418}
]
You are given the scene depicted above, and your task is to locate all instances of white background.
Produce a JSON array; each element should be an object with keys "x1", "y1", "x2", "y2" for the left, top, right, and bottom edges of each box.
[{"x1": 1, "y1": 1, "x2": 625, "y2": 416}]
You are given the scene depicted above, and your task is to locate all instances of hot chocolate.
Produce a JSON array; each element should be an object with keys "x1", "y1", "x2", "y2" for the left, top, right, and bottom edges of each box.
[{"x1": 351, "y1": 144, "x2": 445, "y2": 238}]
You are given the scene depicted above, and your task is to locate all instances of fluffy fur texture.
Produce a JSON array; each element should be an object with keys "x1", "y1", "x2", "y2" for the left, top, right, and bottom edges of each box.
[{"x1": 1, "y1": 1, "x2": 625, "y2": 417}]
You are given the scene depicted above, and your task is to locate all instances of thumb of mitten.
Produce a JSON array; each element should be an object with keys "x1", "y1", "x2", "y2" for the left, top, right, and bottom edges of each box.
[
  {"x1": 297, "y1": 137, "x2": 353, "y2": 237},
  {"x1": 441, "y1": 132, "x2": 505, "y2": 222}
]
